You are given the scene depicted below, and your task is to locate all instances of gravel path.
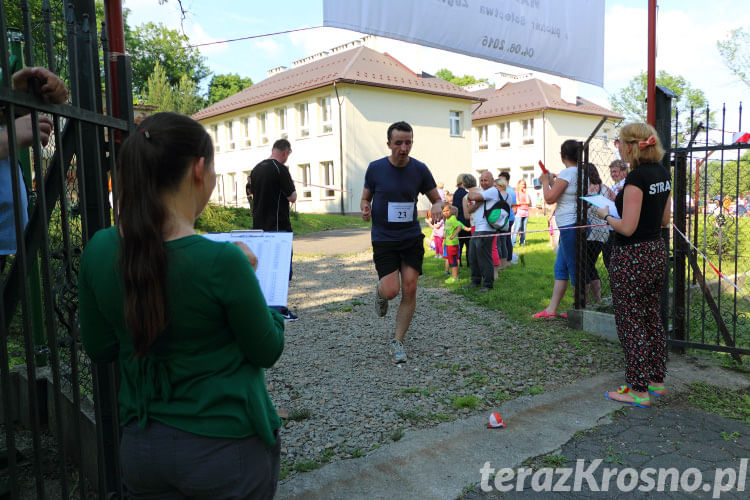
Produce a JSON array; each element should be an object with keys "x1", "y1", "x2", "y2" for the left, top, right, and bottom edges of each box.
[{"x1": 268, "y1": 252, "x2": 624, "y2": 479}]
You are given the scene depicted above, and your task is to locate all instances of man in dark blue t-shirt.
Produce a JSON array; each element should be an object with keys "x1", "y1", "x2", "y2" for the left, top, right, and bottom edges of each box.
[{"x1": 361, "y1": 121, "x2": 442, "y2": 364}]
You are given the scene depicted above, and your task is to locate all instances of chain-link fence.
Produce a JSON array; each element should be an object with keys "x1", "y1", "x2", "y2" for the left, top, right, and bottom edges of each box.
[{"x1": 582, "y1": 135, "x2": 619, "y2": 311}]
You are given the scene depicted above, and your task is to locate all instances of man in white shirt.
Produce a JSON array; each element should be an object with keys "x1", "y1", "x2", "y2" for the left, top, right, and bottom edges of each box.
[{"x1": 465, "y1": 170, "x2": 500, "y2": 291}]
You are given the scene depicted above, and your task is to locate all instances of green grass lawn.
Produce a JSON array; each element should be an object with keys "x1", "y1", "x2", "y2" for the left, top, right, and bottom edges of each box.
[
  {"x1": 195, "y1": 204, "x2": 370, "y2": 235},
  {"x1": 421, "y1": 216, "x2": 574, "y2": 324}
]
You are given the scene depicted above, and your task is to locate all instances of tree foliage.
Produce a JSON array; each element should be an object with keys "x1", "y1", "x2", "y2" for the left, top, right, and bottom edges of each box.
[
  {"x1": 5, "y1": 1, "x2": 70, "y2": 84},
  {"x1": 126, "y1": 21, "x2": 210, "y2": 97},
  {"x1": 435, "y1": 68, "x2": 488, "y2": 87},
  {"x1": 704, "y1": 151, "x2": 750, "y2": 201},
  {"x1": 146, "y1": 61, "x2": 202, "y2": 115},
  {"x1": 717, "y1": 27, "x2": 750, "y2": 89},
  {"x1": 207, "y1": 74, "x2": 253, "y2": 105},
  {"x1": 610, "y1": 71, "x2": 712, "y2": 144}
]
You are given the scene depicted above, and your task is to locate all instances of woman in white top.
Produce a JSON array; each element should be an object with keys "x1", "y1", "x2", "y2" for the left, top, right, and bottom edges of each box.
[{"x1": 534, "y1": 139, "x2": 580, "y2": 319}]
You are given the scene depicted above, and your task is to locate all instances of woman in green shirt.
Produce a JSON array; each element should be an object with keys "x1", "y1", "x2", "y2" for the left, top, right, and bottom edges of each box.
[{"x1": 79, "y1": 112, "x2": 285, "y2": 499}]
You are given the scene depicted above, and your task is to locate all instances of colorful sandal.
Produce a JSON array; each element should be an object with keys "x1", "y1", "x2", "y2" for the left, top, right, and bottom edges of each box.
[
  {"x1": 532, "y1": 310, "x2": 556, "y2": 319},
  {"x1": 604, "y1": 385, "x2": 651, "y2": 408},
  {"x1": 648, "y1": 385, "x2": 666, "y2": 398}
]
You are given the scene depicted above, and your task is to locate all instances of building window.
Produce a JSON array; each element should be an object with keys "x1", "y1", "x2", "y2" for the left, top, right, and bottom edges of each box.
[
  {"x1": 476, "y1": 125, "x2": 488, "y2": 150},
  {"x1": 296, "y1": 102, "x2": 309, "y2": 138},
  {"x1": 450, "y1": 111, "x2": 462, "y2": 137},
  {"x1": 498, "y1": 122, "x2": 510, "y2": 147},
  {"x1": 216, "y1": 173, "x2": 225, "y2": 203},
  {"x1": 298, "y1": 164, "x2": 312, "y2": 199},
  {"x1": 211, "y1": 124, "x2": 220, "y2": 152},
  {"x1": 241, "y1": 117, "x2": 251, "y2": 147},
  {"x1": 225, "y1": 120, "x2": 235, "y2": 150},
  {"x1": 521, "y1": 166, "x2": 535, "y2": 188},
  {"x1": 276, "y1": 107, "x2": 288, "y2": 139},
  {"x1": 319, "y1": 97, "x2": 332, "y2": 134},
  {"x1": 320, "y1": 161, "x2": 335, "y2": 198},
  {"x1": 522, "y1": 119, "x2": 534, "y2": 144},
  {"x1": 228, "y1": 172, "x2": 237, "y2": 204},
  {"x1": 258, "y1": 112, "x2": 268, "y2": 145}
]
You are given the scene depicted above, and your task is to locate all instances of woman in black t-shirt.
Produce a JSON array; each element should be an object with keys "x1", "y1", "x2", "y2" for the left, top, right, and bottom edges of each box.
[{"x1": 596, "y1": 123, "x2": 671, "y2": 409}]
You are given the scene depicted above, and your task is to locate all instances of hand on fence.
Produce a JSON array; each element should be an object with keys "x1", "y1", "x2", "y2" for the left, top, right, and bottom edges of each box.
[
  {"x1": 16, "y1": 114, "x2": 53, "y2": 147},
  {"x1": 13, "y1": 67, "x2": 68, "y2": 104}
]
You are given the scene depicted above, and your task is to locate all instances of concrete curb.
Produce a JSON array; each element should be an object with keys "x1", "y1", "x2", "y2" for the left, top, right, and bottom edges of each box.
[{"x1": 277, "y1": 357, "x2": 749, "y2": 499}]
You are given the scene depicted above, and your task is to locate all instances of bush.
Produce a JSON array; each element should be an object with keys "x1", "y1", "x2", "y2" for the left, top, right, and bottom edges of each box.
[{"x1": 195, "y1": 204, "x2": 248, "y2": 233}]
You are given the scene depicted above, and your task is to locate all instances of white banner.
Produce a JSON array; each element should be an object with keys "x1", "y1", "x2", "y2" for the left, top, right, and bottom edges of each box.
[{"x1": 323, "y1": 0, "x2": 604, "y2": 86}]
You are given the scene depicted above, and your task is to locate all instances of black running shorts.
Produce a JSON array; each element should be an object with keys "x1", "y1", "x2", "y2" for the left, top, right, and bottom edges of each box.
[{"x1": 372, "y1": 235, "x2": 425, "y2": 279}]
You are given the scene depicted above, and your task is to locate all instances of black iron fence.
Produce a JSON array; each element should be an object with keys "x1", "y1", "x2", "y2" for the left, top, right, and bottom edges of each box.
[
  {"x1": 672, "y1": 104, "x2": 750, "y2": 360},
  {"x1": 1, "y1": 1, "x2": 132, "y2": 498}
]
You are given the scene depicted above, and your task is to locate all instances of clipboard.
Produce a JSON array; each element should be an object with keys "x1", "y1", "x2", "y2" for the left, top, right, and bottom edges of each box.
[
  {"x1": 202, "y1": 230, "x2": 293, "y2": 307},
  {"x1": 580, "y1": 195, "x2": 620, "y2": 218}
]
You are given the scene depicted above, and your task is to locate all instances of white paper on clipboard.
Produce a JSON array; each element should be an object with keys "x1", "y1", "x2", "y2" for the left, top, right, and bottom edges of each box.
[
  {"x1": 202, "y1": 230, "x2": 293, "y2": 307},
  {"x1": 580, "y1": 195, "x2": 620, "y2": 219}
]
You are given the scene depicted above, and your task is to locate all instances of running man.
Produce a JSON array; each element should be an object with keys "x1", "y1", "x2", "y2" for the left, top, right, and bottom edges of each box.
[{"x1": 361, "y1": 121, "x2": 443, "y2": 364}]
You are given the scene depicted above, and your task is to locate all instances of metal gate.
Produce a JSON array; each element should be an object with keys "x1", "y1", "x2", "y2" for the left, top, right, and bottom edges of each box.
[
  {"x1": 1, "y1": 1, "x2": 132, "y2": 498},
  {"x1": 672, "y1": 104, "x2": 750, "y2": 361}
]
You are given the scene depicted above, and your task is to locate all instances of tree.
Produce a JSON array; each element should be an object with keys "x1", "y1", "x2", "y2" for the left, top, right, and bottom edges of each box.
[
  {"x1": 145, "y1": 61, "x2": 175, "y2": 112},
  {"x1": 146, "y1": 61, "x2": 203, "y2": 115},
  {"x1": 610, "y1": 71, "x2": 712, "y2": 144},
  {"x1": 207, "y1": 74, "x2": 253, "y2": 105},
  {"x1": 126, "y1": 21, "x2": 210, "y2": 97},
  {"x1": 435, "y1": 68, "x2": 488, "y2": 87},
  {"x1": 717, "y1": 27, "x2": 750, "y2": 89}
]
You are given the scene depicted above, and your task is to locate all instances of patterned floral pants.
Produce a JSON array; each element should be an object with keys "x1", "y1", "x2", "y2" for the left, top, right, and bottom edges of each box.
[{"x1": 611, "y1": 238, "x2": 668, "y2": 392}]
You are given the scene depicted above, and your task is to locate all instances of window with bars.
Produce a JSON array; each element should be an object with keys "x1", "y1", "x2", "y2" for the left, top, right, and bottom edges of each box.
[
  {"x1": 320, "y1": 161, "x2": 335, "y2": 198},
  {"x1": 298, "y1": 163, "x2": 312, "y2": 199}
]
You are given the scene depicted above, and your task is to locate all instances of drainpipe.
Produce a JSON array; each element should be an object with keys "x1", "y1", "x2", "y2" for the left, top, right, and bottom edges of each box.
[
  {"x1": 334, "y1": 82, "x2": 345, "y2": 214},
  {"x1": 542, "y1": 110, "x2": 546, "y2": 167}
]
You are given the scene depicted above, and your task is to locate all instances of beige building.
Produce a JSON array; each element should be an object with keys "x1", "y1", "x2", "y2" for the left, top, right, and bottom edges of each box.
[
  {"x1": 193, "y1": 41, "x2": 481, "y2": 215},
  {"x1": 469, "y1": 76, "x2": 623, "y2": 194}
]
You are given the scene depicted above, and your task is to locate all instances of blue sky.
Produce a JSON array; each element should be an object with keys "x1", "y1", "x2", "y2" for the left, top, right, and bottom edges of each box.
[{"x1": 125, "y1": 0, "x2": 749, "y2": 131}]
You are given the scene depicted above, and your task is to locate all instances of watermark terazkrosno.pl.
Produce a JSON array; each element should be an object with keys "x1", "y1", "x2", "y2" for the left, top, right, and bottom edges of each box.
[{"x1": 480, "y1": 459, "x2": 748, "y2": 498}]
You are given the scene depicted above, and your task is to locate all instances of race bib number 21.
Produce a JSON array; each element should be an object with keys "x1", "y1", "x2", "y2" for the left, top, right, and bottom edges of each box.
[{"x1": 387, "y1": 202, "x2": 414, "y2": 223}]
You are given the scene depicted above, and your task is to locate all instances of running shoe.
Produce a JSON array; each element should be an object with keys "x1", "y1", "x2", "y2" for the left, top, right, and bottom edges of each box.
[
  {"x1": 391, "y1": 339, "x2": 407, "y2": 364},
  {"x1": 281, "y1": 309, "x2": 299, "y2": 322},
  {"x1": 375, "y1": 282, "x2": 388, "y2": 317}
]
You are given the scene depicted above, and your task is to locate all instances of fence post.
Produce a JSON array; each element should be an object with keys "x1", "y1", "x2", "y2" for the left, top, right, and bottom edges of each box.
[
  {"x1": 655, "y1": 86, "x2": 675, "y2": 337},
  {"x1": 672, "y1": 152, "x2": 687, "y2": 349},
  {"x1": 72, "y1": 1, "x2": 120, "y2": 497},
  {"x1": 574, "y1": 142, "x2": 587, "y2": 309}
]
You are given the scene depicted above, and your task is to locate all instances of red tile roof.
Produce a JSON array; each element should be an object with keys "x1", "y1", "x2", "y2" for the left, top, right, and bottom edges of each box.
[
  {"x1": 471, "y1": 79, "x2": 623, "y2": 121},
  {"x1": 193, "y1": 46, "x2": 482, "y2": 120}
]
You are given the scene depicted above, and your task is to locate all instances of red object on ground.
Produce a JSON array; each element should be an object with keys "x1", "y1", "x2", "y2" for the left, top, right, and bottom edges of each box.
[{"x1": 488, "y1": 412, "x2": 506, "y2": 428}]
